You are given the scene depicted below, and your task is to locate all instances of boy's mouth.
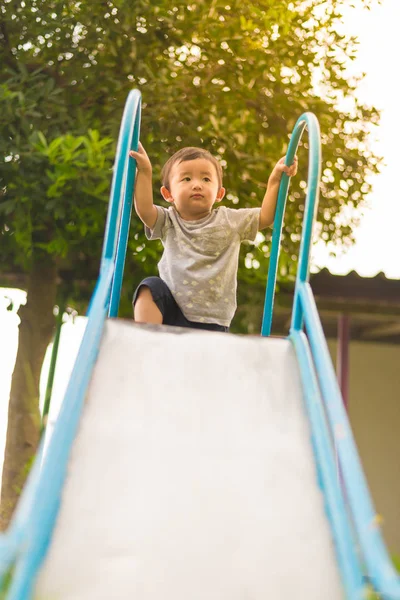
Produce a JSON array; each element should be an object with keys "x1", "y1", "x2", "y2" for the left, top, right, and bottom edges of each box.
[{"x1": 191, "y1": 194, "x2": 204, "y2": 198}]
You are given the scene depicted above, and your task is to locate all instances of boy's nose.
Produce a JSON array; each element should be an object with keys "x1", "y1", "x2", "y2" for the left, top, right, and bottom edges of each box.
[{"x1": 192, "y1": 181, "x2": 202, "y2": 189}]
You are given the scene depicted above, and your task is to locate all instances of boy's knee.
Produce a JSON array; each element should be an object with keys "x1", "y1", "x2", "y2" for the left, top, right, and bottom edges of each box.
[
  {"x1": 133, "y1": 278, "x2": 167, "y2": 325},
  {"x1": 134, "y1": 285, "x2": 163, "y2": 324},
  {"x1": 135, "y1": 285, "x2": 155, "y2": 308}
]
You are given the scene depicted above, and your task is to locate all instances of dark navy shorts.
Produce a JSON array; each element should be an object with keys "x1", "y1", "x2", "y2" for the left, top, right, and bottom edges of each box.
[{"x1": 132, "y1": 276, "x2": 229, "y2": 332}]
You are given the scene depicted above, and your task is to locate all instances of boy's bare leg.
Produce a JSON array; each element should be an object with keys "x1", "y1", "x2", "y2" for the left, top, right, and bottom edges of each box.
[{"x1": 134, "y1": 286, "x2": 163, "y2": 324}]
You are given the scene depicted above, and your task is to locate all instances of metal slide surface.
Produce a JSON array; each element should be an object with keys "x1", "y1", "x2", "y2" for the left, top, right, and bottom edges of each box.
[{"x1": 35, "y1": 319, "x2": 343, "y2": 600}]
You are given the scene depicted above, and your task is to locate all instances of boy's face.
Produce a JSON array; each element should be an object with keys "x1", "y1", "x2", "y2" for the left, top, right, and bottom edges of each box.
[{"x1": 161, "y1": 158, "x2": 225, "y2": 221}]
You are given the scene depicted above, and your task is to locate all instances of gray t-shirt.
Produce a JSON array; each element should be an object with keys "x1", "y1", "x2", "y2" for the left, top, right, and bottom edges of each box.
[{"x1": 145, "y1": 205, "x2": 261, "y2": 327}]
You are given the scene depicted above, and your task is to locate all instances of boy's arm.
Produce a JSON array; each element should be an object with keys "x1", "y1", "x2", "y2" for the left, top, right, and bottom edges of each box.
[
  {"x1": 259, "y1": 156, "x2": 298, "y2": 230},
  {"x1": 129, "y1": 143, "x2": 158, "y2": 229}
]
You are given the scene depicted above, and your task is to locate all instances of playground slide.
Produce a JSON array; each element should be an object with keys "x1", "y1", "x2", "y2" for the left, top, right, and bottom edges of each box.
[
  {"x1": 34, "y1": 319, "x2": 343, "y2": 600},
  {"x1": 3, "y1": 92, "x2": 399, "y2": 599}
]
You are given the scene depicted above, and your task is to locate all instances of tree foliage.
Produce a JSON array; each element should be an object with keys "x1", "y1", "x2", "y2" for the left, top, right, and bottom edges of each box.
[{"x1": 1, "y1": 0, "x2": 381, "y2": 311}]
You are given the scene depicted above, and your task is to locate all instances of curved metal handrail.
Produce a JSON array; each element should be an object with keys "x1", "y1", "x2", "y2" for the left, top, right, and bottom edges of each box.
[
  {"x1": 261, "y1": 112, "x2": 400, "y2": 599},
  {"x1": 261, "y1": 112, "x2": 320, "y2": 336},
  {"x1": 260, "y1": 115, "x2": 365, "y2": 598},
  {"x1": 101, "y1": 90, "x2": 141, "y2": 267},
  {"x1": 0, "y1": 89, "x2": 142, "y2": 599},
  {"x1": 109, "y1": 92, "x2": 141, "y2": 316}
]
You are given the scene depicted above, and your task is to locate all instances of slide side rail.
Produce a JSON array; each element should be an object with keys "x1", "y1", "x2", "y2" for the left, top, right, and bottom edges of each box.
[
  {"x1": 261, "y1": 112, "x2": 400, "y2": 599},
  {"x1": 0, "y1": 89, "x2": 142, "y2": 599}
]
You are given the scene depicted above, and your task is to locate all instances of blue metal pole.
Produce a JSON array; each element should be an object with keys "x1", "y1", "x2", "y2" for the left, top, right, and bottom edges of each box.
[
  {"x1": 299, "y1": 282, "x2": 400, "y2": 599},
  {"x1": 291, "y1": 115, "x2": 321, "y2": 333},
  {"x1": 5, "y1": 262, "x2": 114, "y2": 600},
  {"x1": 101, "y1": 89, "x2": 141, "y2": 268},
  {"x1": 290, "y1": 330, "x2": 365, "y2": 600},
  {"x1": 1, "y1": 90, "x2": 143, "y2": 598},
  {"x1": 260, "y1": 167, "x2": 295, "y2": 336},
  {"x1": 109, "y1": 93, "x2": 142, "y2": 317},
  {"x1": 261, "y1": 113, "x2": 321, "y2": 336}
]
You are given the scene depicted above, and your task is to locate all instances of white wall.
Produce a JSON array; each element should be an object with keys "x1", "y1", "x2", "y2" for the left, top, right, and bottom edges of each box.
[{"x1": 328, "y1": 339, "x2": 400, "y2": 555}]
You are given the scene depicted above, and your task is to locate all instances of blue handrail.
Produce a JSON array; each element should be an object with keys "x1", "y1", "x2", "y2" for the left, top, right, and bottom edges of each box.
[
  {"x1": 109, "y1": 92, "x2": 141, "y2": 316},
  {"x1": 261, "y1": 113, "x2": 320, "y2": 336},
  {"x1": 261, "y1": 112, "x2": 400, "y2": 599},
  {"x1": 0, "y1": 89, "x2": 141, "y2": 598},
  {"x1": 290, "y1": 329, "x2": 364, "y2": 599},
  {"x1": 101, "y1": 91, "x2": 141, "y2": 266},
  {"x1": 300, "y1": 283, "x2": 400, "y2": 599}
]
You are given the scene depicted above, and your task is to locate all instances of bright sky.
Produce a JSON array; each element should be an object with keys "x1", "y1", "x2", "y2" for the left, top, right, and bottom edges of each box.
[
  {"x1": 0, "y1": 0, "x2": 399, "y2": 480},
  {"x1": 313, "y1": 0, "x2": 400, "y2": 278}
]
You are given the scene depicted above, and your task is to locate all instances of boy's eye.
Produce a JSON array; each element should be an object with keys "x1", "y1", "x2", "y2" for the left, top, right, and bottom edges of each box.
[
  {"x1": 182, "y1": 177, "x2": 190, "y2": 181},
  {"x1": 203, "y1": 177, "x2": 211, "y2": 182}
]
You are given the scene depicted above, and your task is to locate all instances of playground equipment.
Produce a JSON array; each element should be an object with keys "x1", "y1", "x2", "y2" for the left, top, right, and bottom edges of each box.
[{"x1": 0, "y1": 89, "x2": 399, "y2": 599}]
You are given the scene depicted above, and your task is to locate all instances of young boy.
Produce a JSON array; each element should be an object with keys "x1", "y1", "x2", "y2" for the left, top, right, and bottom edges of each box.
[{"x1": 129, "y1": 143, "x2": 297, "y2": 332}]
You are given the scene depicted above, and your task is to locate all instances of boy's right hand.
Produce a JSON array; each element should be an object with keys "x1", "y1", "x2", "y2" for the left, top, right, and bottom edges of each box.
[{"x1": 129, "y1": 142, "x2": 152, "y2": 175}]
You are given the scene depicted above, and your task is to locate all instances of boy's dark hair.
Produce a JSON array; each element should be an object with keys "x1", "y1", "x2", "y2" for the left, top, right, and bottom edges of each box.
[{"x1": 161, "y1": 147, "x2": 223, "y2": 190}]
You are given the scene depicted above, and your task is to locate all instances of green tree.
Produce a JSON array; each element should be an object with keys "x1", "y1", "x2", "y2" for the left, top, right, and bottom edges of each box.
[
  {"x1": 0, "y1": 129, "x2": 116, "y2": 528},
  {"x1": 0, "y1": 0, "x2": 380, "y2": 527}
]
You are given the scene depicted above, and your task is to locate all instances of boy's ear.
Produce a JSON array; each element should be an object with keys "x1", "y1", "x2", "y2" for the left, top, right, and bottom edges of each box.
[
  {"x1": 160, "y1": 186, "x2": 173, "y2": 203},
  {"x1": 215, "y1": 187, "x2": 226, "y2": 203}
]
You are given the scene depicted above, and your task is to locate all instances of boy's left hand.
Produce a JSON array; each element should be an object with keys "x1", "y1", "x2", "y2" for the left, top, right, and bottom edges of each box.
[{"x1": 269, "y1": 156, "x2": 298, "y2": 186}]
